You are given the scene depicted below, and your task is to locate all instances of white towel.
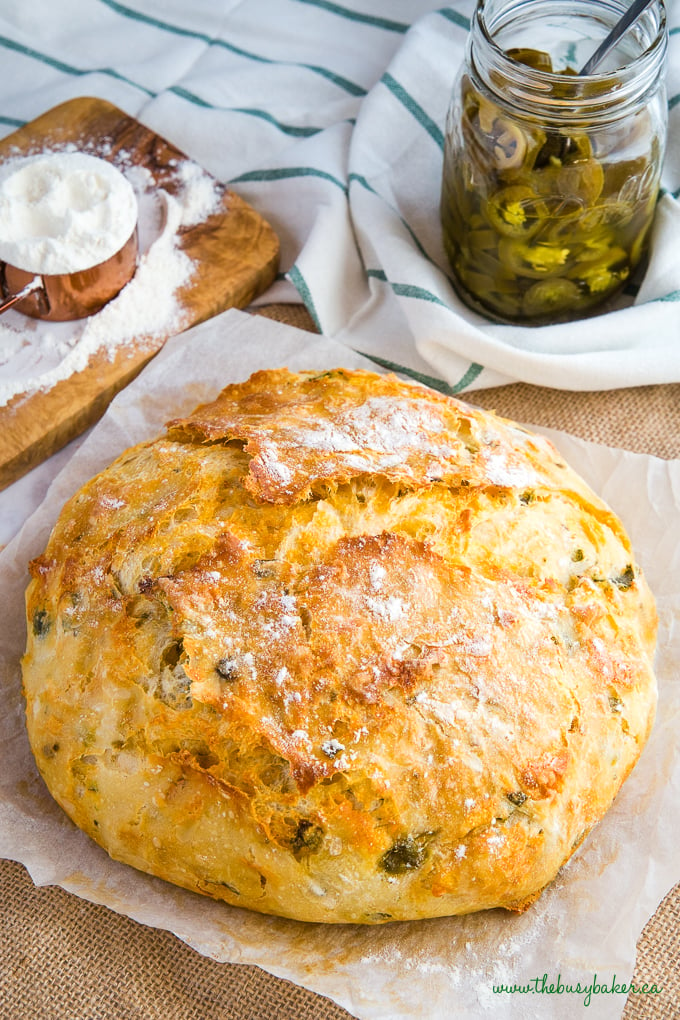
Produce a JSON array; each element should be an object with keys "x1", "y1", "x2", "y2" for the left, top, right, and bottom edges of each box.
[{"x1": 1, "y1": 0, "x2": 678, "y2": 392}]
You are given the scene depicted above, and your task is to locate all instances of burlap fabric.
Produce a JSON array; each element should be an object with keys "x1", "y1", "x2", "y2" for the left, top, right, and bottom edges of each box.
[{"x1": 1, "y1": 303, "x2": 678, "y2": 1019}]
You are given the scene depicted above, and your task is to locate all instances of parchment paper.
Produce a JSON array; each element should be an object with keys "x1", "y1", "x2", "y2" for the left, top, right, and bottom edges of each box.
[{"x1": 1, "y1": 309, "x2": 678, "y2": 1020}]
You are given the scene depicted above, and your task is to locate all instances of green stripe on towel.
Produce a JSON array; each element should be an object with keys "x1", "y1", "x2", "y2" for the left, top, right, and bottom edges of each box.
[
  {"x1": 224, "y1": 108, "x2": 323, "y2": 138},
  {"x1": 287, "y1": 264, "x2": 323, "y2": 331},
  {"x1": 170, "y1": 88, "x2": 325, "y2": 135},
  {"x1": 287, "y1": 266, "x2": 484, "y2": 395},
  {"x1": 0, "y1": 33, "x2": 155, "y2": 96},
  {"x1": 99, "y1": 0, "x2": 367, "y2": 96},
  {"x1": 367, "y1": 271, "x2": 452, "y2": 311},
  {"x1": 99, "y1": 0, "x2": 213, "y2": 42},
  {"x1": 230, "y1": 166, "x2": 348, "y2": 192},
  {"x1": 288, "y1": 262, "x2": 484, "y2": 394},
  {"x1": 438, "y1": 7, "x2": 472, "y2": 31},
  {"x1": 363, "y1": 272, "x2": 484, "y2": 391},
  {"x1": 293, "y1": 0, "x2": 410, "y2": 33},
  {"x1": 355, "y1": 351, "x2": 483, "y2": 394},
  {"x1": 349, "y1": 173, "x2": 431, "y2": 259},
  {"x1": 380, "y1": 72, "x2": 444, "y2": 149},
  {"x1": 391, "y1": 281, "x2": 449, "y2": 306}
]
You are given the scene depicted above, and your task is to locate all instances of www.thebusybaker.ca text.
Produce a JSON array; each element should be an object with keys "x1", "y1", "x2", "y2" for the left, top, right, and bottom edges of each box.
[{"x1": 493, "y1": 972, "x2": 662, "y2": 1008}]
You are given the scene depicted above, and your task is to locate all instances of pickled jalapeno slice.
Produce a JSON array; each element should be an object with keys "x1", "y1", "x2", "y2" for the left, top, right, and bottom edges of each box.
[
  {"x1": 522, "y1": 278, "x2": 584, "y2": 317},
  {"x1": 465, "y1": 228, "x2": 498, "y2": 251},
  {"x1": 573, "y1": 203, "x2": 634, "y2": 235},
  {"x1": 498, "y1": 237, "x2": 571, "y2": 277},
  {"x1": 457, "y1": 264, "x2": 524, "y2": 317},
  {"x1": 473, "y1": 97, "x2": 529, "y2": 169},
  {"x1": 601, "y1": 156, "x2": 650, "y2": 198},
  {"x1": 484, "y1": 185, "x2": 548, "y2": 238},
  {"x1": 534, "y1": 130, "x2": 593, "y2": 168},
  {"x1": 506, "y1": 47, "x2": 554, "y2": 73},
  {"x1": 532, "y1": 154, "x2": 604, "y2": 204},
  {"x1": 573, "y1": 235, "x2": 625, "y2": 263},
  {"x1": 568, "y1": 247, "x2": 630, "y2": 294},
  {"x1": 461, "y1": 82, "x2": 546, "y2": 174},
  {"x1": 492, "y1": 120, "x2": 527, "y2": 169}
]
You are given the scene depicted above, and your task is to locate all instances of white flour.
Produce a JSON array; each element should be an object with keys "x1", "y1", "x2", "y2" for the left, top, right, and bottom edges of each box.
[
  {"x1": 0, "y1": 152, "x2": 138, "y2": 274},
  {"x1": 0, "y1": 145, "x2": 223, "y2": 409}
]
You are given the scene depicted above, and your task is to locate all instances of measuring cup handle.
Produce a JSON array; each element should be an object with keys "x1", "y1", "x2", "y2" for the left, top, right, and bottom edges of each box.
[{"x1": 0, "y1": 271, "x2": 46, "y2": 315}]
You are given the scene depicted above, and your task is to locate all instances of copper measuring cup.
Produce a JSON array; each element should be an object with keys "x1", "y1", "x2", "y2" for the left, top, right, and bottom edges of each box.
[{"x1": 0, "y1": 227, "x2": 139, "y2": 322}]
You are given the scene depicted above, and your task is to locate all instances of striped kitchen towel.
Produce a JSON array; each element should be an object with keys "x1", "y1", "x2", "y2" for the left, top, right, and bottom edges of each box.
[{"x1": 0, "y1": 0, "x2": 679, "y2": 392}]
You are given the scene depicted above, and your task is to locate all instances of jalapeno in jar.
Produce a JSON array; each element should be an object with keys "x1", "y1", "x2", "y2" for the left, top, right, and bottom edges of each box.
[{"x1": 440, "y1": 26, "x2": 667, "y2": 325}]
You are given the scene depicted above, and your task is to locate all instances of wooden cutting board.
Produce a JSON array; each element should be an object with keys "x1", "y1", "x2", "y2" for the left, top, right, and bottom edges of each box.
[{"x1": 0, "y1": 96, "x2": 280, "y2": 492}]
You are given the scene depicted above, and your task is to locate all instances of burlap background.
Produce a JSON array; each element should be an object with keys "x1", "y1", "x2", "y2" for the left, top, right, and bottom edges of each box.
[{"x1": 1, "y1": 304, "x2": 678, "y2": 1019}]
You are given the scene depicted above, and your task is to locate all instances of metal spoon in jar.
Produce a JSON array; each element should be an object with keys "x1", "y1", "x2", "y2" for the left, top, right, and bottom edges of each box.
[{"x1": 579, "y1": 0, "x2": 657, "y2": 76}]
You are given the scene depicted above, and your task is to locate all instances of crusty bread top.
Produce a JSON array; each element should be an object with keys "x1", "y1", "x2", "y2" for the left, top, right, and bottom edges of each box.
[{"x1": 166, "y1": 368, "x2": 599, "y2": 504}]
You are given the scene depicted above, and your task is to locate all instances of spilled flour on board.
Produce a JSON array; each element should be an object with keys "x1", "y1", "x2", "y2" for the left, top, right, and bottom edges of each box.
[{"x1": 0, "y1": 143, "x2": 223, "y2": 409}]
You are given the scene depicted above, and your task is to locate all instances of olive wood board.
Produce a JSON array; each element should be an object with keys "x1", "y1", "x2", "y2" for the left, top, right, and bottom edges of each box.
[{"x1": 0, "y1": 96, "x2": 280, "y2": 492}]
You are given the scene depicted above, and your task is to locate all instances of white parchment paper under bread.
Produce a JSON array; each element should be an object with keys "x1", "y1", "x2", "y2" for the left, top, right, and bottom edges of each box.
[{"x1": 1, "y1": 309, "x2": 678, "y2": 1020}]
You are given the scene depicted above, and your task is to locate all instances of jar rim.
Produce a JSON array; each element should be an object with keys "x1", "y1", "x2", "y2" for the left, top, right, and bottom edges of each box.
[{"x1": 472, "y1": 0, "x2": 668, "y2": 118}]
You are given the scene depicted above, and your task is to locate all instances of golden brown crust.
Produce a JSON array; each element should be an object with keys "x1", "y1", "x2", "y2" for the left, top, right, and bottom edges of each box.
[{"x1": 22, "y1": 368, "x2": 657, "y2": 923}]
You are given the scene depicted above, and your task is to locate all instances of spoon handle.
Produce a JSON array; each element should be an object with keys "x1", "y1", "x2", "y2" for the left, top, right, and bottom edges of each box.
[{"x1": 579, "y1": 0, "x2": 655, "y2": 75}]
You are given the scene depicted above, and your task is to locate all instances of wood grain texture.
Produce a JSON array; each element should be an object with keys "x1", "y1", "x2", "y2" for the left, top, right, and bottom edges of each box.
[{"x1": 0, "y1": 97, "x2": 280, "y2": 491}]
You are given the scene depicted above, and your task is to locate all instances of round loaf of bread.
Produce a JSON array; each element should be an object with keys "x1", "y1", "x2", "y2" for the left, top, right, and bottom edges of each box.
[{"x1": 22, "y1": 368, "x2": 657, "y2": 923}]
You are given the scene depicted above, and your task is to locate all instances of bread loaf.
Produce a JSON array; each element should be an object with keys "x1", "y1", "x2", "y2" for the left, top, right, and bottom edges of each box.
[{"x1": 22, "y1": 368, "x2": 657, "y2": 923}]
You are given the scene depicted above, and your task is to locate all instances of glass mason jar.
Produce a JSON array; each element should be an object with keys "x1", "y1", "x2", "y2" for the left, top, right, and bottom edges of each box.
[{"x1": 440, "y1": 0, "x2": 668, "y2": 325}]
